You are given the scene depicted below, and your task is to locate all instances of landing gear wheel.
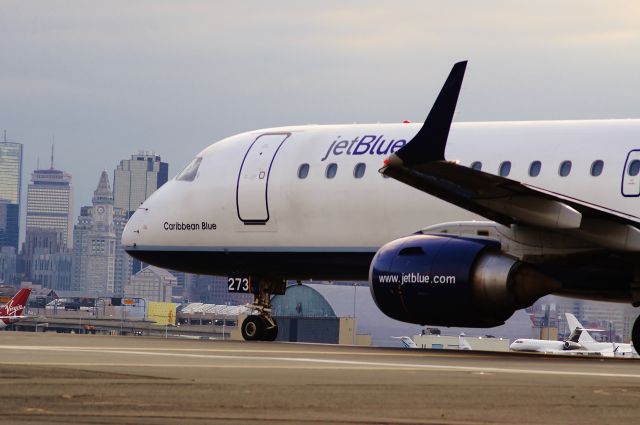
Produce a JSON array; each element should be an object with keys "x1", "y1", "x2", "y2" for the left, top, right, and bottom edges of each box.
[
  {"x1": 632, "y1": 316, "x2": 640, "y2": 354},
  {"x1": 264, "y1": 324, "x2": 278, "y2": 341},
  {"x1": 241, "y1": 316, "x2": 265, "y2": 341}
]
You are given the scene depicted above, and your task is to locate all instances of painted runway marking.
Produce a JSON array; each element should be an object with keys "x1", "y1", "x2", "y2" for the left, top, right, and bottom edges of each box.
[
  {"x1": 0, "y1": 344, "x2": 479, "y2": 359},
  {"x1": 1, "y1": 345, "x2": 639, "y2": 379}
]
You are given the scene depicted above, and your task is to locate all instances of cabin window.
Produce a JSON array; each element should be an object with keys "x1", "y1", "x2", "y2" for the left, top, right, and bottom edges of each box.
[
  {"x1": 590, "y1": 160, "x2": 604, "y2": 177},
  {"x1": 354, "y1": 163, "x2": 366, "y2": 178},
  {"x1": 470, "y1": 161, "x2": 482, "y2": 171},
  {"x1": 498, "y1": 161, "x2": 511, "y2": 177},
  {"x1": 529, "y1": 161, "x2": 541, "y2": 177},
  {"x1": 325, "y1": 163, "x2": 338, "y2": 179},
  {"x1": 297, "y1": 163, "x2": 310, "y2": 179},
  {"x1": 176, "y1": 157, "x2": 202, "y2": 181},
  {"x1": 559, "y1": 160, "x2": 572, "y2": 177},
  {"x1": 628, "y1": 159, "x2": 640, "y2": 177}
]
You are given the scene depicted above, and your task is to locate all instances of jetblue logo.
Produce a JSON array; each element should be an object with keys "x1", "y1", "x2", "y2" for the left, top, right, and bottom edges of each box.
[{"x1": 321, "y1": 135, "x2": 407, "y2": 161}]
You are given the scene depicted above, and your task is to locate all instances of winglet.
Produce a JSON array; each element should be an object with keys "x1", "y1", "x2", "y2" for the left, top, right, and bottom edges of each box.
[{"x1": 392, "y1": 61, "x2": 467, "y2": 166}]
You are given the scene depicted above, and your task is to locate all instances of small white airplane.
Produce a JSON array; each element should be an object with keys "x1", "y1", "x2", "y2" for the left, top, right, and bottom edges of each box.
[
  {"x1": 393, "y1": 333, "x2": 472, "y2": 350},
  {"x1": 0, "y1": 288, "x2": 32, "y2": 329},
  {"x1": 392, "y1": 336, "x2": 418, "y2": 349},
  {"x1": 510, "y1": 313, "x2": 638, "y2": 357},
  {"x1": 122, "y1": 61, "x2": 640, "y2": 352}
]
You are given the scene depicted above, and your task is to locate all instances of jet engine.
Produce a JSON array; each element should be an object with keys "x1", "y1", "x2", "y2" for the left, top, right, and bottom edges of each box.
[
  {"x1": 563, "y1": 341, "x2": 581, "y2": 350},
  {"x1": 369, "y1": 234, "x2": 560, "y2": 327}
]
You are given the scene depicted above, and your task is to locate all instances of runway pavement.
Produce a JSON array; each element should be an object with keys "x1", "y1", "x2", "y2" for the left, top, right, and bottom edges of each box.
[{"x1": 0, "y1": 332, "x2": 639, "y2": 424}]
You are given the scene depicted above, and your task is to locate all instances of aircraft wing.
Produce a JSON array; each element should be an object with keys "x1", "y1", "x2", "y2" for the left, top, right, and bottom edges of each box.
[{"x1": 381, "y1": 61, "x2": 640, "y2": 251}]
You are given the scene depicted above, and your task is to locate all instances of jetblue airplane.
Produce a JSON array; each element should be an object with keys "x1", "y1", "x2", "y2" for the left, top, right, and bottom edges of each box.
[{"x1": 122, "y1": 62, "x2": 640, "y2": 351}]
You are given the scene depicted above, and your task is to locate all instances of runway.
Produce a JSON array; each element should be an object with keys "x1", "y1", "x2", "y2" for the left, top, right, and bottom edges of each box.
[{"x1": 0, "y1": 332, "x2": 639, "y2": 424}]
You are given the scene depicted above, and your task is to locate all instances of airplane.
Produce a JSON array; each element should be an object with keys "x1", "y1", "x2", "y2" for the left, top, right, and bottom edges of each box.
[
  {"x1": 122, "y1": 61, "x2": 640, "y2": 351},
  {"x1": 0, "y1": 288, "x2": 32, "y2": 329},
  {"x1": 393, "y1": 333, "x2": 472, "y2": 350},
  {"x1": 510, "y1": 313, "x2": 638, "y2": 357},
  {"x1": 392, "y1": 336, "x2": 418, "y2": 349}
]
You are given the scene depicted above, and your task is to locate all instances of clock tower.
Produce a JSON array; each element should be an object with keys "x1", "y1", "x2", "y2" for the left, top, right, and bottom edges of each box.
[{"x1": 72, "y1": 171, "x2": 117, "y2": 294}]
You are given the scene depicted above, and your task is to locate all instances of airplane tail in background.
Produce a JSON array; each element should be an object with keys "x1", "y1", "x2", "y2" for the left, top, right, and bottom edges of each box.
[
  {"x1": 458, "y1": 334, "x2": 472, "y2": 350},
  {"x1": 565, "y1": 313, "x2": 596, "y2": 344},
  {"x1": 392, "y1": 336, "x2": 418, "y2": 349},
  {"x1": 0, "y1": 288, "x2": 32, "y2": 321}
]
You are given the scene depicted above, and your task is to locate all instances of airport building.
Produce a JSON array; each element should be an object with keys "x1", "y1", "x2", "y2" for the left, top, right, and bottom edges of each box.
[{"x1": 412, "y1": 333, "x2": 511, "y2": 351}]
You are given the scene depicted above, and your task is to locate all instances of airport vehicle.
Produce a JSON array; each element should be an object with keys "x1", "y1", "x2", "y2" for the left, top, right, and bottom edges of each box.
[
  {"x1": 510, "y1": 313, "x2": 638, "y2": 357},
  {"x1": 0, "y1": 288, "x2": 32, "y2": 329},
  {"x1": 122, "y1": 61, "x2": 640, "y2": 350}
]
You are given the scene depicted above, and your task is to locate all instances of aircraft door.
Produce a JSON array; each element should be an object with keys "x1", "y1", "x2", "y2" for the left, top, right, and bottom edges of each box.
[
  {"x1": 236, "y1": 133, "x2": 290, "y2": 224},
  {"x1": 622, "y1": 150, "x2": 640, "y2": 197}
]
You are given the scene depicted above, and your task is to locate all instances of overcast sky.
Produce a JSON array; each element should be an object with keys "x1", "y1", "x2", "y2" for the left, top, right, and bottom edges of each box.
[{"x1": 1, "y1": 1, "x2": 639, "y2": 217}]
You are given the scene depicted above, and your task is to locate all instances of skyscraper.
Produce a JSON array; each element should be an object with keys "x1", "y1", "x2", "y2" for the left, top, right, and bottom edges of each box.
[
  {"x1": 113, "y1": 152, "x2": 168, "y2": 215},
  {"x1": 113, "y1": 152, "x2": 168, "y2": 279},
  {"x1": 26, "y1": 167, "x2": 73, "y2": 247},
  {"x1": 0, "y1": 133, "x2": 23, "y2": 251},
  {"x1": 72, "y1": 171, "x2": 116, "y2": 294}
]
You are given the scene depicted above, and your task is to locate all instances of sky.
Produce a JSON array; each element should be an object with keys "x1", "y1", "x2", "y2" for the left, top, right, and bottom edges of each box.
[{"x1": 1, "y1": 1, "x2": 640, "y2": 222}]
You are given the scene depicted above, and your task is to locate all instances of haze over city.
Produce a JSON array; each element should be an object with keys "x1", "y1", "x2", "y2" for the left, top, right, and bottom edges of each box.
[{"x1": 2, "y1": 1, "x2": 639, "y2": 212}]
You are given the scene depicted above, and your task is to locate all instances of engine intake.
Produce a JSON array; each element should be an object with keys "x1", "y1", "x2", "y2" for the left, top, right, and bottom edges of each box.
[{"x1": 369, "y1": 234, "x2": 560, "y2": 327}]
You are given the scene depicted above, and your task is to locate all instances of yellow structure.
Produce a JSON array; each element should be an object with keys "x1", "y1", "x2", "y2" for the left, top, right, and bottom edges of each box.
[{"x1": 148, "y1": 302, "x2": 177, "y2": 325}]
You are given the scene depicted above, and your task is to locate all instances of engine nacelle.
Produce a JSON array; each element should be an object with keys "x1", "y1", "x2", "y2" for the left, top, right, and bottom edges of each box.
[
  {"x1": 369, "y1": 234, "x2": 560, "y2": 328},
  {"x1": 563, "y1": 341, "x2": 582, "y2": 350}
]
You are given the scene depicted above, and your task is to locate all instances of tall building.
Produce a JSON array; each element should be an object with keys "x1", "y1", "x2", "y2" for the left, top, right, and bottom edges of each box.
[
  {"x1": 0, "y1": 202, "x2": 19, "y2": 251},
  {"x1": 113, "y1": 152, "x2": 168, "y2": 277},
  {"x1": 0, "y1": 133, "x2": 23, "y2": 251},
  {"x1": 25, "y1": 167, "x2": 73, "y2": 247},
  {"x1": 113, "y1": 152, "x2": 168, "y2": 215},
  {"x1": 113, "y1": 207, "x2": 131, "y2": 296},
  {"x1": 72, "y1": 171, "x2": 117, "y2": 295}
]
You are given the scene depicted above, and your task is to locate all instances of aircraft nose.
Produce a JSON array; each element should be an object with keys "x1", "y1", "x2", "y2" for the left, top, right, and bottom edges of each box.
[{"x1": 122, "y1": 207, "x2": 149, "y2": 248}]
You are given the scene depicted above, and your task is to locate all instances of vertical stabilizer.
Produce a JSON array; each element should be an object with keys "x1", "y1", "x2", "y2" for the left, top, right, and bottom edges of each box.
[
  {"x1": 0, "y1": 288, "x2": 32, "y2": 321},
  {"x1": 565, "y1": 313, "x2": 596, "y2": 343}
]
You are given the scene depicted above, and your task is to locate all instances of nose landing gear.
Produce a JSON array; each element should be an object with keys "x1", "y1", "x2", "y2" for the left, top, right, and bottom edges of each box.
[{"x1": 236, "y1": 276, "x2": 285, "y2": 342}]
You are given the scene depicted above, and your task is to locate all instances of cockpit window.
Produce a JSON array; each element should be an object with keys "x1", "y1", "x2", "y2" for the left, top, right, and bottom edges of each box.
[{"x1": 176, "y1": 157, "x2": 202, "y2": 181}]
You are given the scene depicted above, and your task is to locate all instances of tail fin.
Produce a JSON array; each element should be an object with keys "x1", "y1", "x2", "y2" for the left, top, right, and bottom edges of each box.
[
  {"x1": 458, "y1": 334, "x2": 472, "y2": 350},
  {"x1": 0, "y1": 288, "x2": 32, "y2": 318},
  {"x1": 392, "y1": 336, "x2": 418, "y2": 349},
  {"x1": 565, "y1": 313, "x2": 595, "y2": 344}
]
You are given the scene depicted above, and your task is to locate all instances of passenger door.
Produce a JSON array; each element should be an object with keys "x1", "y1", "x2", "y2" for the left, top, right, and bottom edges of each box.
[
  {"x1": 622, "y1": 150, "x2": 640, "y2": 197},
  {"x1": 236, "y1": 133, "x2": 290, "y2": 224}
]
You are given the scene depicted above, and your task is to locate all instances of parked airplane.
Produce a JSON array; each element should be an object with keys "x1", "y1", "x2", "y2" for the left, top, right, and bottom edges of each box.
[
  {"x1": 393, "y1": 333, "x2": 472, "y2": 350},
  {"x1": 0, "y1": 288, "x2": 32, "y2": 329},
  {"x1": 122, "y1": 61, "x2": 640, "y2": 351},
  {"x1": 392, "y1": 336, "x2": 418, "y2": 349},
  {"x1": 510, "y1": 313, "x2": 638, "y2": 357}
]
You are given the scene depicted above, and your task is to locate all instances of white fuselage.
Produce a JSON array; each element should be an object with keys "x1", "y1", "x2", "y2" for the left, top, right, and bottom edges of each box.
[
  {"x1": 510, "y1": 338, "x2": 637, "y2": 357},
  {"x1": 122, "y1": 120, "x2": 640, "y2": 279}
]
